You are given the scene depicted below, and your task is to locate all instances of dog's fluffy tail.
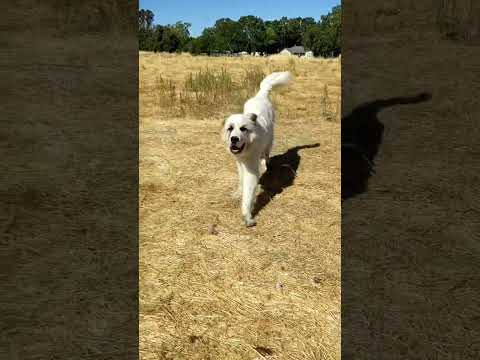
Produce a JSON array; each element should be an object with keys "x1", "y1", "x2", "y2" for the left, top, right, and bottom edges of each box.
[{"x1": 256, "y1": 71, "x2": 292, "y2": 98}]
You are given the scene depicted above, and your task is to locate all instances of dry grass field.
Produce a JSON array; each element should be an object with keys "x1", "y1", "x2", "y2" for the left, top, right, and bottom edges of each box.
[{"x1": 139, "y1": 53, "x2": 340, "y2": 359}]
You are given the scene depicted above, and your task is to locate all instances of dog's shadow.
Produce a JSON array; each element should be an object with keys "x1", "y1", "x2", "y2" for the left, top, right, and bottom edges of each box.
[
  {"x1": 342, "y1": 93, "x2": 432, "y2": 200},
  {"x1": 253, "y1": 143, "x2": 320, "y2": 217}
]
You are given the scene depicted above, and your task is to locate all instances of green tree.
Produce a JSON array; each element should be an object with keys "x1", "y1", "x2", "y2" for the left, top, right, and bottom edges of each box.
[
  {"x1": 264, "y1": 23, "x2": 280, "y2": 53},
  {"x1": 212, "y1": 18, "x2": 245, "y2": 53},
  {"x1": 275, "y1": 17, "x2": 289, "y2": 49},
  {"x1": 183, "y1": 37, "x2": 204, "y2": 54},
  {"x1": 138, "y1": 9, "x2": 155, "y2": 50},
  {"x1": 138, "y1": 6, "x2": 341, "y2": 56},
  {"x1": 302, "y1": 5, "x2": 341, "y2": 57},
  {"x1": 238, "y1": 16, "x2": 266, "y2": 52},
  {"x1": 199, "y1": 27, "x2": 216, "y2": 54},
  {"x1": 138, "y1": 9, "x2": 154, "y2": 31},
  {"x1": 151, "y1": 25, "x2": 165, "y2": 52},
  {"x1": 172, "y1": 21, "x2": 192, "y2": 51},
  {"x1": 284, "y1": 17, "x2": 307, "y2": 47},
  {"x1": 159, "y1": 26, "x2": 181, "y2": 52}
]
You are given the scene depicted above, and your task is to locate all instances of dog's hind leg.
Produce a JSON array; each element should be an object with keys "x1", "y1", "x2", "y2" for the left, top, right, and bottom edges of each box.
[
  {"x1": 260, "y1": 157, "x2": 268, "y2": 174},
  {"x1": 265, "y1": 140, "x2": 272, "y2": 165},
  {"x1": 260, "y1": 143, "x2": 272, "y2": 173},
  {"x1": 241, "y1": 162, "x2": 259, "y2": 227}
]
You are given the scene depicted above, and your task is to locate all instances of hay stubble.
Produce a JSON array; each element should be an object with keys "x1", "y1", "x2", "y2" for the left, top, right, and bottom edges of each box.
[{"x1": 140, "y1": 53, "x2": 340, "y2": 360}]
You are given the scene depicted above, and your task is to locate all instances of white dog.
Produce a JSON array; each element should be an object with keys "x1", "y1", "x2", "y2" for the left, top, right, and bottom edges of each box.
[{"x1": 222, "y1": 71, "x2": 292, "y2": 227}]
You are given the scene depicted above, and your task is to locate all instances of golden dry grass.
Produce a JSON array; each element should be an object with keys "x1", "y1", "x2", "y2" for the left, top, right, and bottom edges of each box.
[{"x1": 140, "y1": 53, "x2": 340, "y2": 360}]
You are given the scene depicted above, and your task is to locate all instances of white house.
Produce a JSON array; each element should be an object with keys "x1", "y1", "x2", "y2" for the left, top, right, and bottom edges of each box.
[
  {"x1": 279, "y1": 45, "x2": 307, "y2": 57},
  {"x1": 305, "y1": 50, "x2": 314, "y2": 58}
]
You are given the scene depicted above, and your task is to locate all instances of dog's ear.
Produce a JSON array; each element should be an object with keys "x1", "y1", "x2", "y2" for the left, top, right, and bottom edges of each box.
[
  {"x1": 220, "y1": 119, "x2": 229, "y2": 144},
  {"x1": 246, "y1": 113, "x2": 257, "y2": 123}
]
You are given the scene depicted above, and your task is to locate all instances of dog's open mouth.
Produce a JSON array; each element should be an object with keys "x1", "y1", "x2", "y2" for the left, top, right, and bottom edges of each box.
[{"x1": 230, "y1": 143, "x2": 245, "y2": 154}]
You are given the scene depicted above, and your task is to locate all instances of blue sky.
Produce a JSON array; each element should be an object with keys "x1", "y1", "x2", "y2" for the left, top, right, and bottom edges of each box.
[{"x1": 139, "y1": 0, "x2": 341, "y2": 37}]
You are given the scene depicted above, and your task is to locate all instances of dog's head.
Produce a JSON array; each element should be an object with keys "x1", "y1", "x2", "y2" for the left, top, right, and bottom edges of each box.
[{"x1": 222, "y1": 113, "x2": 258, "y2": 156}]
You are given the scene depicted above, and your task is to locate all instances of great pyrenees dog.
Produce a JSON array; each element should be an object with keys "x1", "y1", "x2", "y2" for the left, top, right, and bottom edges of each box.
[{"x1": 222, "y1": 71, "x2": 292, "y2": 227}]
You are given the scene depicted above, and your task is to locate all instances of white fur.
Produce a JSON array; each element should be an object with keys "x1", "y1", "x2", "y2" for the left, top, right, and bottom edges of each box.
[{"x1": 222, "y1": 71, "x2": 292, "y2": 227}]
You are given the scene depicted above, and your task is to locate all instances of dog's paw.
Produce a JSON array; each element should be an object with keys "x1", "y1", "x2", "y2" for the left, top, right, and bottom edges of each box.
[{"x1": 244, "y1": 218, "x2": 257, "y2": 227}]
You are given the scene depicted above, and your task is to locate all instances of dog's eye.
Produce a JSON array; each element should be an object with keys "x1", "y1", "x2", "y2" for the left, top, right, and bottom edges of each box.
[
  {"x1": 240, "y1": 127, "x2": 247, "y2": 132},
  {"x1": 227, "y1": 126, "x2": 233, "y2": 132}
]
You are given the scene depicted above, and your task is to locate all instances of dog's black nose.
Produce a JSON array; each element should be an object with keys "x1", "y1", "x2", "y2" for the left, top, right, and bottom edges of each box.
[{"x1": 231, "y1": 136, "x2": 239, "y2": 143}]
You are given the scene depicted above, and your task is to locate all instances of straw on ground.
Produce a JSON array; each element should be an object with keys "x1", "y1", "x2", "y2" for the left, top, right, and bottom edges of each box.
[{"x1": 140, "y1": 52, "x2": 341, "y2": 360}]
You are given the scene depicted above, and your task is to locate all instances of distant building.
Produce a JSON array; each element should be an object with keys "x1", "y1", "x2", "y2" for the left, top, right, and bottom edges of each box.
[
  {"x1": 239, "y1": 51, "x2": 249, "y2": 57},
  {"x1": 211, "y1": 51, "x2": 234, "y2": 57},
  {"x1": 279, "y1": 45, "x2": 307, "y2": 57},
  {"x1": 305, "y1": 50, "x2": 314, "y2": 58}
]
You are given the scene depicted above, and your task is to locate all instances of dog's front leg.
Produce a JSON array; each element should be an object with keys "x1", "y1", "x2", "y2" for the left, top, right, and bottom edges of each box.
[
  {"x1": 232, "y1": 161, "x2": 243, "y2": 199},
  {"x1": 241, "y1": 163, "x2": 259, "y2": 227}
]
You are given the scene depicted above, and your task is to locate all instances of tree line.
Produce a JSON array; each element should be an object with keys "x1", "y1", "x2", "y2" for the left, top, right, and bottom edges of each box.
[{"x1": 139, "y1": 5, "x2": 341, "y2": 57}]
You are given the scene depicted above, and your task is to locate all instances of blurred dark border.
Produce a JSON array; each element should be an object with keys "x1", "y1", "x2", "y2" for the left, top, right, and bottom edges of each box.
[
  {"x1": 0, "y1": 1, "x2": 139, "y2": 359},
  {"x1": 342, "y1": 1, "x2": 480, "y2": 358}
]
